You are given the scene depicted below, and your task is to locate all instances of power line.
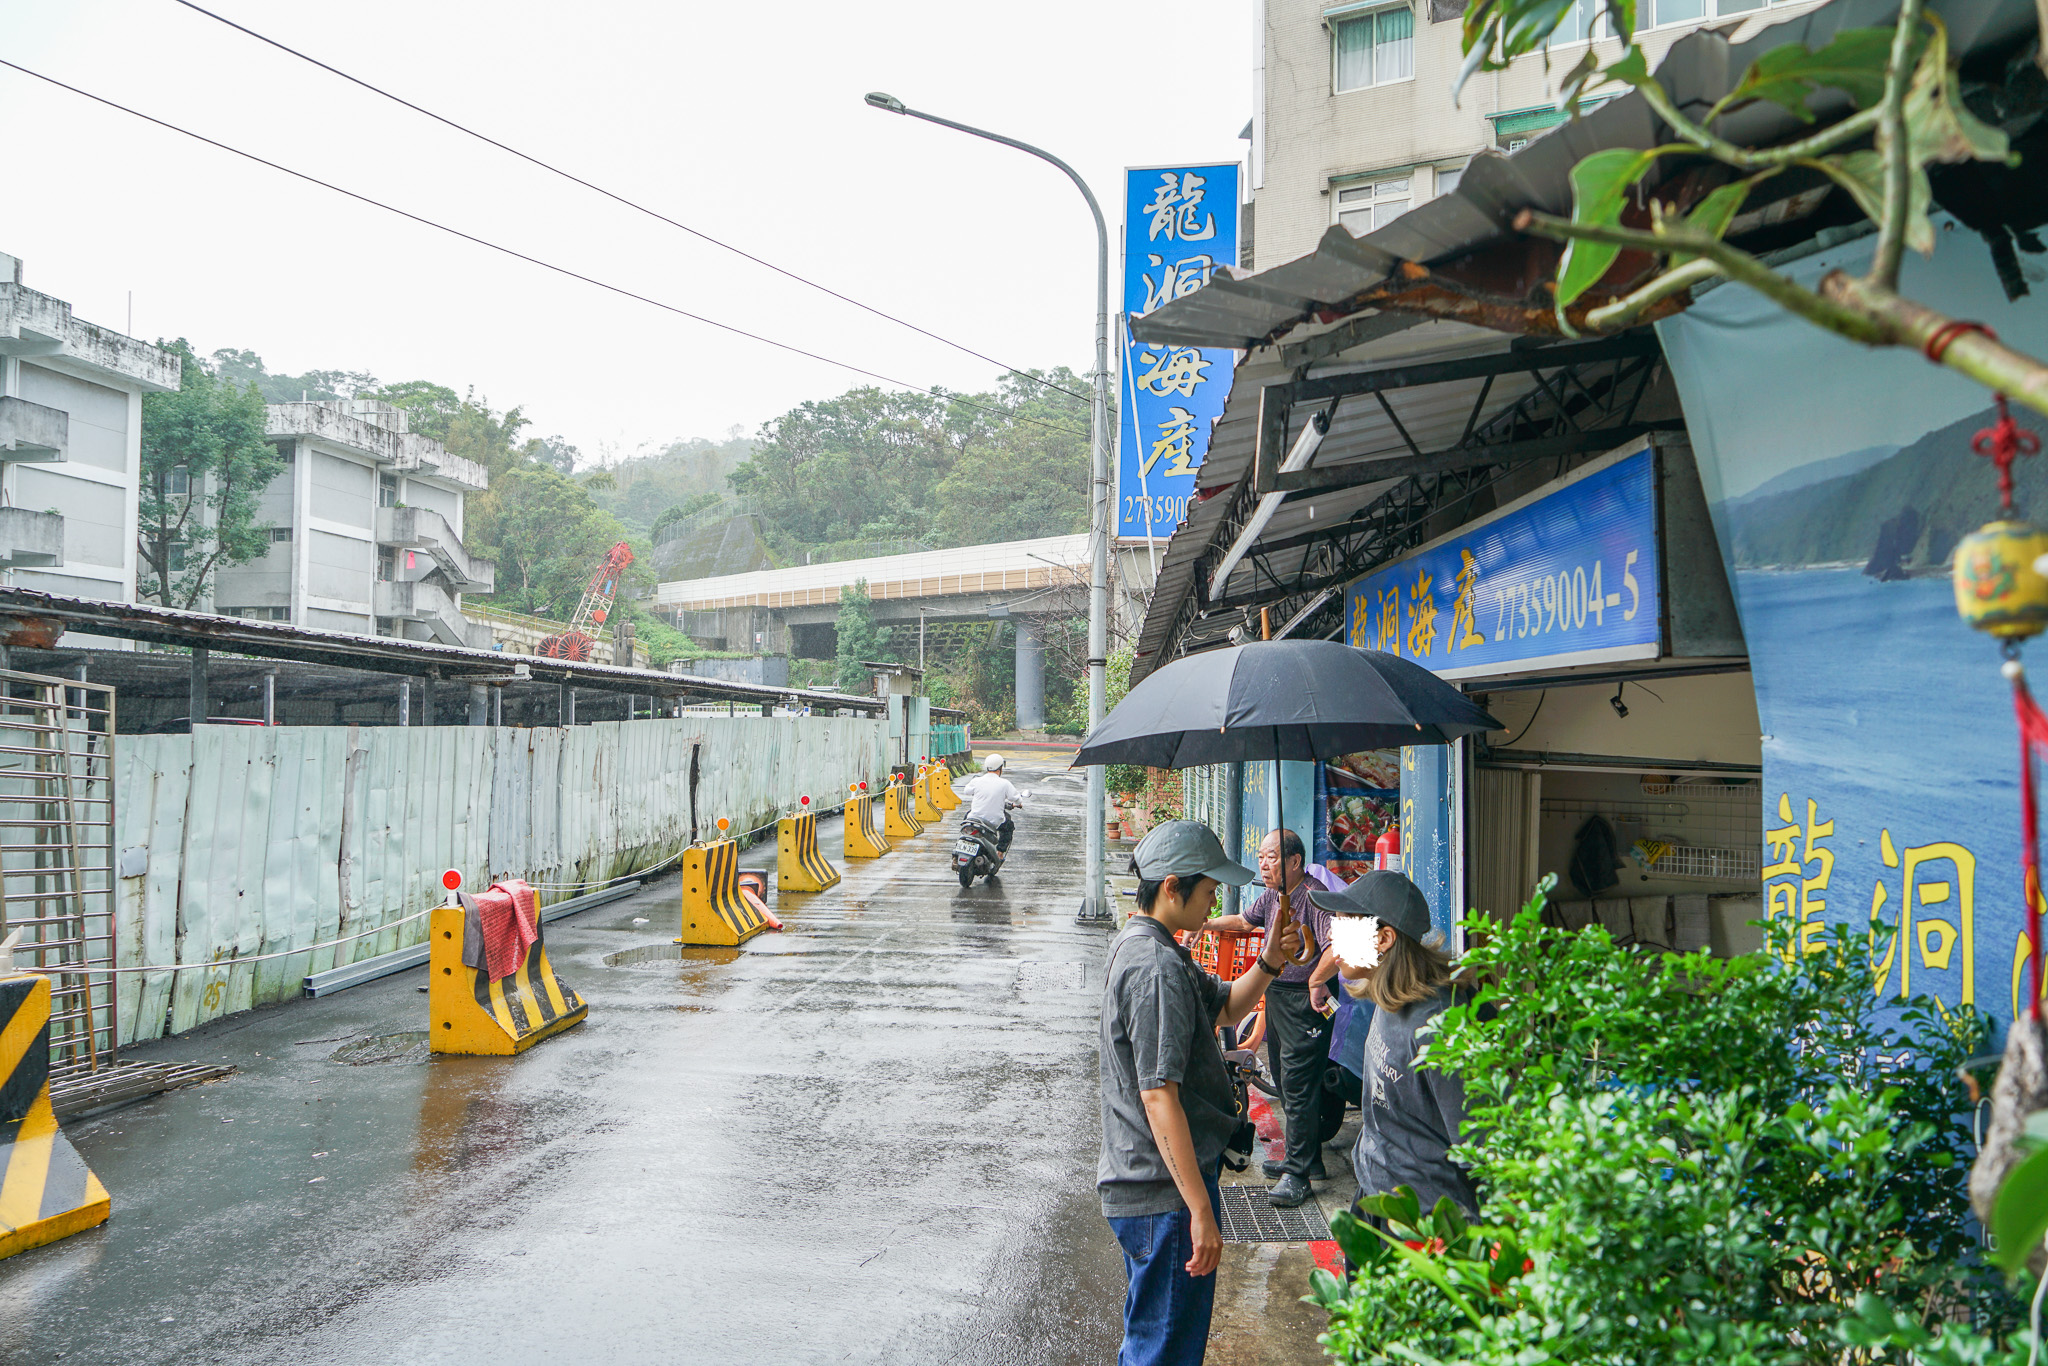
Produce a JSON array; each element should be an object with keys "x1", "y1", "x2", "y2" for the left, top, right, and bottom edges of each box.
[
  {"x1": 0, "y1": 58, "x2": 1090, "y2": 441},
  {"x1": 166, "y1": 0, "x2": 1091, "y2": 405}
]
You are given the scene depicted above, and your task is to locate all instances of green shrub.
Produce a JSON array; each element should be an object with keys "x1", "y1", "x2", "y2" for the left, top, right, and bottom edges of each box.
[{"x1": 1314, "y1": 876, "x2": 2007, "y2": 1366}]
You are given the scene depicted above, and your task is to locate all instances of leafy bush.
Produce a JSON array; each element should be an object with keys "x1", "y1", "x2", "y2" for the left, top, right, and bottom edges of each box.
[{"x1": 1314, "y1": 876, "x2": 2007, "y2": 1366}]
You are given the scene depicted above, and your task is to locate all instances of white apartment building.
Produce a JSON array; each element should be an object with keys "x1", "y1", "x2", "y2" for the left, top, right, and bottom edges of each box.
[
  {"x1": 0, "y1": 252, "x2": 181, "y2": 609},
  {"x1": 1248, "y1": 0, "x2": 1834, "y2": 271},
  {"x1": 213, "y1": 399, "x2": 493, "y2": 645}
]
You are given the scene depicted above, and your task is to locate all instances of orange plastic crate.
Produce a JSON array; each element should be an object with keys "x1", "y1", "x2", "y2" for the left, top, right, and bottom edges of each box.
[{"x1": 1178, "y1": 925, "x2": 1264, "y2": 981}]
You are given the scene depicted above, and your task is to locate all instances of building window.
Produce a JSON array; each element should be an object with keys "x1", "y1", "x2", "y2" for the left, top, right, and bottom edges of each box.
[
  {"x1": 168, "y1": 465, "x2": 189, "y2": 497},
  {"x1": 375, "y1": 616, "x2": 398, "y2": 637},
  {"x1": 1546, "y1": 0, "x2": 1781, "y2": 42},
  {"x1": 1336, "y1": 176, "x2": 1413, "y2": 234},
  {"x1": 270, "y1": 526, "x2": 293, "y2": 543},
  {"x1": 272, "y1": 441, "x2": 294, "y2": 464},
  {"x1": 167, "y1": 543, "x2": 187, "y2": 572},
  {"x1": 378, "y1": 546, "x2": 397, "y2": 582},
  {"x1": 1437, "y1": 162, "x2": 1467, "y2": 196},
  {"x1": 1333, "y1": 5, "x2": 1414, "y2": 92},
  {"x1": 225, "y1": 606, "x2": 290, "y2": 622},
  {"x1": 379, "y1": 473, "x2": 398, "y2": 508}
]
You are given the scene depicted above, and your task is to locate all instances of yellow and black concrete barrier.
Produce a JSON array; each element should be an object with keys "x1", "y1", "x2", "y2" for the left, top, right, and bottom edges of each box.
[
  {"x1": 885, "y1": 779, "x2": 925, "y2": 839},
  {"x1": 678, "y1": 836, "x2": 770, "y2": 946},
  {"x1": 0, "y1": 969, "x2": 110, "y2": 1259},
  {"x1": 844, "y1": 782, "x2": 891, "y2": 859},
  {"x1": 914, "y1": 766, "x2": 943, "y2": 824},
  {"x1": 430, "y1": 874, "x2": 588, "y2": 1056},
  {"x1": 929, "y1": 759, "x2": 960, "y2": 811},
  {"x1": 777, "y1": 797, "x2": 841, "y2": 893}
]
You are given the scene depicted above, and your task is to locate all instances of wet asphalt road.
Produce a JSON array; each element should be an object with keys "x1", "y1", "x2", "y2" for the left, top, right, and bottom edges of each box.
[{"x1": 4, "y1": 756, "x2": 1139, "y2": 1365}]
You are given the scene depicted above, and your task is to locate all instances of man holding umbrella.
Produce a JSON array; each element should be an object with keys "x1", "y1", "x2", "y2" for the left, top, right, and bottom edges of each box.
[{"x1": 1099, "y1": 820, "x2": 1302, "y2": 1366}]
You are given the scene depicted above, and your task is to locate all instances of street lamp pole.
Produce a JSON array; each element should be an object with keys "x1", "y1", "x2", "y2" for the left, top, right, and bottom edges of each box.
[{"x1": 865, "y1": 93, "x2": 1112, "y2": 922}]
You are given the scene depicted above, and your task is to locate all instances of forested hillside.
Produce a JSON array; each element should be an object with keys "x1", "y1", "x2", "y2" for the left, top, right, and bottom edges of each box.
[
  {"x1": 1728, "y1": 402, "x2": 2043, "y2": 570},
  {"x1": 728, "y1": 367, "x2": 1096, "y2": 553}
]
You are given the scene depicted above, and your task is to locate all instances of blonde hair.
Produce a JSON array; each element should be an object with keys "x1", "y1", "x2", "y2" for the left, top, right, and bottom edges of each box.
[{"x1": 1344, "y1": 926, "x2": 1456, "y2": 1011}]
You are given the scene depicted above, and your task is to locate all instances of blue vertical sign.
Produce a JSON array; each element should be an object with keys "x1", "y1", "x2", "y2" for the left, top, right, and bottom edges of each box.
[{"x1": 1119, "y1": 164, "x2": 1239, "y2": 540}]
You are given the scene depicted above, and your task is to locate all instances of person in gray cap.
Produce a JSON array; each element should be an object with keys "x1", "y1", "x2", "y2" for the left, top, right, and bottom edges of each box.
[
  {"x1": 1099, "y1": 820, "x2": 1302, "y2": 1366},
  {"x1": 1307, "y1": 869, "x2": 1479, "y2": 1221}
]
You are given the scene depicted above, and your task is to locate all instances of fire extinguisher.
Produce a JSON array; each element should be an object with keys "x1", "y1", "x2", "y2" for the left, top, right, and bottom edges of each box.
[{"x1": 1375, "y1": 827, "x2": 1401, "y2": 874}]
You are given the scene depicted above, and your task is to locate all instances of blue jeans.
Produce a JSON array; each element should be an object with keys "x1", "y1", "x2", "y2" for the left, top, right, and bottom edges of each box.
[{"x1": 1106, "y1": 1170, "x2": 1223, "y2": 1366}]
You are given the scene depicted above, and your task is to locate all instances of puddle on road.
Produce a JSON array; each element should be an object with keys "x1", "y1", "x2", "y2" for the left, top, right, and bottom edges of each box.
[
  {"x1": 331, "y1": 1031, "x2": 431, "y2": 1066},
  {"x1": 603, "y1": 943, "x2": 741, "y2": 969}
]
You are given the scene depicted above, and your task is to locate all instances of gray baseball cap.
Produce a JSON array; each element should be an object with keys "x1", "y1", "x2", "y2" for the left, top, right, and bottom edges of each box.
[
  {"x1": 1131, "y1": 820, "x2": 1257, "y2": 887},
  {"x1": 1308, "y1": 870, "x2": 1434, "y2": 942}
]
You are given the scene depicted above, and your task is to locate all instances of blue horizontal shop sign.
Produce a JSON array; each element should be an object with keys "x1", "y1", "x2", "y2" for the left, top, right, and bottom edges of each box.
[{"x1": 1343, "y1": 448, "x2": 1661, "y2": 680}]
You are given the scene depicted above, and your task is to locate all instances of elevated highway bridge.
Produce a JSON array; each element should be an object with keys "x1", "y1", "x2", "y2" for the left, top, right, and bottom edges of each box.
[{"x1": 652, "y1": 533, "x2": 1153, "y2": 727}]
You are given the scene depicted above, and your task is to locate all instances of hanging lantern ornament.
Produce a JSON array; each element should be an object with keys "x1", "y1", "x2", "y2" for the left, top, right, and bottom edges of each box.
[
  {"x1": 1944, "y1": 353, "x2": 2048, "y2": 1247},
  {"x1": 1949, "y1": 334, "x2": 2048, "y2": 640}
]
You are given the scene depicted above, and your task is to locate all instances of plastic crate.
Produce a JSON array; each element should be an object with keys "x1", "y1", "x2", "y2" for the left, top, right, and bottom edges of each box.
[{"x1": 1178, "y1": 925, "x2": 1265, "y2": 981}]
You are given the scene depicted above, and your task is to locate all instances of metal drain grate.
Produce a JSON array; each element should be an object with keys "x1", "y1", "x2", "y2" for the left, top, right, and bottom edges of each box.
[{"x1": 1214, "y1": 1184, "x2": 1334, "y2": 1243}]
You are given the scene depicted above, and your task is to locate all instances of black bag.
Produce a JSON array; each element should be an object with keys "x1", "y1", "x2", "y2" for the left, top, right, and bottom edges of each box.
[{"x1": 1568, "y1": 814, "x2": 1623, "y2": 898}]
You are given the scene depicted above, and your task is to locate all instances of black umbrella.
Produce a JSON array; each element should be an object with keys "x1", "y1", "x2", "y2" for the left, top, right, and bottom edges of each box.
[
  {"x1": 1074, "y1": 641, "x2": 1501, "y2": 770},
  {"x1": 1076, "y1": 640, "x2": 1501, "y2": 959}
]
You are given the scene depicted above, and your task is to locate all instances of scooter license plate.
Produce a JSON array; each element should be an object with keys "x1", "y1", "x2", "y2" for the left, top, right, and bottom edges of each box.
[{"x1": 953, "y1": 840, "x2": 981, "y2": 856}]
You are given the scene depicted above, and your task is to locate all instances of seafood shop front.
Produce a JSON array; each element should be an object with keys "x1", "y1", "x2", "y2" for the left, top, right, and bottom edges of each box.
[{"x1": 1341, "y1": 432, "x2": 1769, "y2": 959}]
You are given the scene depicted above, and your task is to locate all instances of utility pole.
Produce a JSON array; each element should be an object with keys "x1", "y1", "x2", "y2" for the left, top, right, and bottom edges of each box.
[{"x1": 863, "y1": 93, "x2": 1112, "y2": 923}]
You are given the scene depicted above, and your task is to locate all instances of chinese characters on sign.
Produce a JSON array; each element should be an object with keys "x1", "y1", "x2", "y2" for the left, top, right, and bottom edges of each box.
[
  {"x1": 1342, "y1": 448, "x2": 1663, "y2": 680},
  {"x1": 1118, "y1": 164, "x2": 1240, "y2": 539},
  {"x1": 1763, "y1": 791, "x2": 1988, "y2": 1012}
]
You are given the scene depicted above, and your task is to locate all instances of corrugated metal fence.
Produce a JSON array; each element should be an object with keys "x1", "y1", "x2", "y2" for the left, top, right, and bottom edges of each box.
[{"x1": 113, "y1": 716, "x2": 888, "y2": 1045}]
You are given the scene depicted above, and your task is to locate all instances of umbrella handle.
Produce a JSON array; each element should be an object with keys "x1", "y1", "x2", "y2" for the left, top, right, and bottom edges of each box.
[{"x1": 1269, "y1": 895, "x2": 1320, "y2": 966}]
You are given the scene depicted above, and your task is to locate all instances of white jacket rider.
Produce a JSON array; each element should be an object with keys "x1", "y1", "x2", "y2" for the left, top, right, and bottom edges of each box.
[{"x1": 957, "y1": 754, "x2": 1026, "y2": 852}]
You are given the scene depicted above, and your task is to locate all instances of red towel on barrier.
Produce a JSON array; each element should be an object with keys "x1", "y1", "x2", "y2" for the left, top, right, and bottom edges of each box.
[{"x1": 475, "y1": 879, "x2": 540, "y2": 981}]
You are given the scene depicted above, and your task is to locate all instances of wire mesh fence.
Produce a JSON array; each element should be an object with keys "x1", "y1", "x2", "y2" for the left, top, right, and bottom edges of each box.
[{"x1": 0, "y1": 667, "x2": 117, "y2": 1078}]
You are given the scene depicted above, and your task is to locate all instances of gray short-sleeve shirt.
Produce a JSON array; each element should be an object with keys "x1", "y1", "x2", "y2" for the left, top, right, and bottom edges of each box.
[{"x1": 1097, "y1": 917, "x2": 1239, "y2": 1217}]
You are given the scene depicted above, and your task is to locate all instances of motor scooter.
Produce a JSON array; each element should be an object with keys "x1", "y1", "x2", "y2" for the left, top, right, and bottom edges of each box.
[{"x1": 952, "y1": 799, "x2": 1020, "y2": 888}]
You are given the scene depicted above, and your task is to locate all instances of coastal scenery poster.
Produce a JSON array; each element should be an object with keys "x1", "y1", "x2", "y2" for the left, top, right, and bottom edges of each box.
[{"x1": 1658, "y1": 226, "x2": 2048, "y2": 1023}]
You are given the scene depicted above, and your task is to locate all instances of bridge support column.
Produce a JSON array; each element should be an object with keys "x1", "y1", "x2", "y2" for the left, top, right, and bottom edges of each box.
[{"x1": 1014, "y1": 617, "x2": 1044, "y2": 731}]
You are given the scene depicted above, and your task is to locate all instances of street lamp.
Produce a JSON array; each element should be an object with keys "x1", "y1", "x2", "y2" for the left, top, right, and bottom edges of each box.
[{"x1": 865, "y1": 92, "x2": 1112, "y2": 923}]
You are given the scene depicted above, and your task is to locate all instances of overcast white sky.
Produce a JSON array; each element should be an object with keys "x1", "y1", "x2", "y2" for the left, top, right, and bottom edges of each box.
[{"x1": 0, "y1": 0, "x2": 1249, "y2": 461}]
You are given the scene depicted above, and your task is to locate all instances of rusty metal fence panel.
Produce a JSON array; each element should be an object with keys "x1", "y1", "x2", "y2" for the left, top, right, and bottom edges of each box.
[
  {"x1": 113, "y1": 715, "x2": 892, "y2": 1045},
  {"x1": 0, "y1": 667, "x2": 116, "y2": 1078}
]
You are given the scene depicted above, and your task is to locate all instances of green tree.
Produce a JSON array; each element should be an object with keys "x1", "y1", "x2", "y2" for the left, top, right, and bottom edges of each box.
[
  {"x1": 930, "y1": 368, "x2": 1093, "y2": 546},
  {"x1": 206, "y1": 348, "x2": 378, "y2": 403},
  {"x1": 371, "y1": 380, "x2": 461, "y2": 441},
  {"x1": 466, "y1": 464, "x2": 629, "y2": 617},
  {"x1": 833, "y1": 578, "x2": 893, "y2": 694},
  {"x1": 138, "y1": 340, "x2": 286, "y2": 609},
  {"x1": 730, "y1": 387, "x2": 978, "y2": 546}
]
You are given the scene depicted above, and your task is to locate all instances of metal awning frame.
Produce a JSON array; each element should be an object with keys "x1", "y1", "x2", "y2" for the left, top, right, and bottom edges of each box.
[
  {"x1": 0, "y1": 586, "x2": 938, "y2": 717},
  {"x1": 1132, "y1": 334, "x2": 1678, "y2": 680}
]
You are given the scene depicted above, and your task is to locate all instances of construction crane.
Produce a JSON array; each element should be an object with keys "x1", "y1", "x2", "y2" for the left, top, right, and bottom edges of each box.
[{"x1": 538, "y1": 541, "x2": 635, "y2": 662}]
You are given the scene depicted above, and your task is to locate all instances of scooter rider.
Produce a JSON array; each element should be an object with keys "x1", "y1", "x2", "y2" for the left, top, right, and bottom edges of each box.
[{"x1": 957, "y1": 753, "x2": 1026, "y2": 853}]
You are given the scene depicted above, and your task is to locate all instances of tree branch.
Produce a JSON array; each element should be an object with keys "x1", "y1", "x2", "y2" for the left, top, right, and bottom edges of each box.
[
  {"x1": 1871, "y1": 0, "x2": 1927, "y2": 288},
  {"x1": 1820, "y1": 271, "x2": 2048, "y2": 419},
  {"x1": 1583, "y1": 256, "x2": 1724, "y2": 331},
  {"x1": 1517, "y1": 210, "x2": 2048, "y2": 421},
  {"x1": 1517, "y1": 210, "x2": 1895, "y2": 343},
  {"x1": 1630, "y1": 75, "x2": 1884, "y2": 170}
]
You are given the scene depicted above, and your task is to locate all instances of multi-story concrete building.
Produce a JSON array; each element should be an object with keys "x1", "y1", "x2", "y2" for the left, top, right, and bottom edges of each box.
[
  {"x1": 212, "y1": 399, "x2": 493, "y2": 644},
  {"x1": 1247, "y1": 0, "x2": 1832, "y2": 271},
  {"x1": 0, "y1": 252, "x2": 181, "y2": 607}
]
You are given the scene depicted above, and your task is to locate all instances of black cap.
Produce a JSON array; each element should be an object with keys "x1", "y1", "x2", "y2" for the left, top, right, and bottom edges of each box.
[{"x1": 1307, "y1": 870, "x2": 1433, "y2": 942}]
